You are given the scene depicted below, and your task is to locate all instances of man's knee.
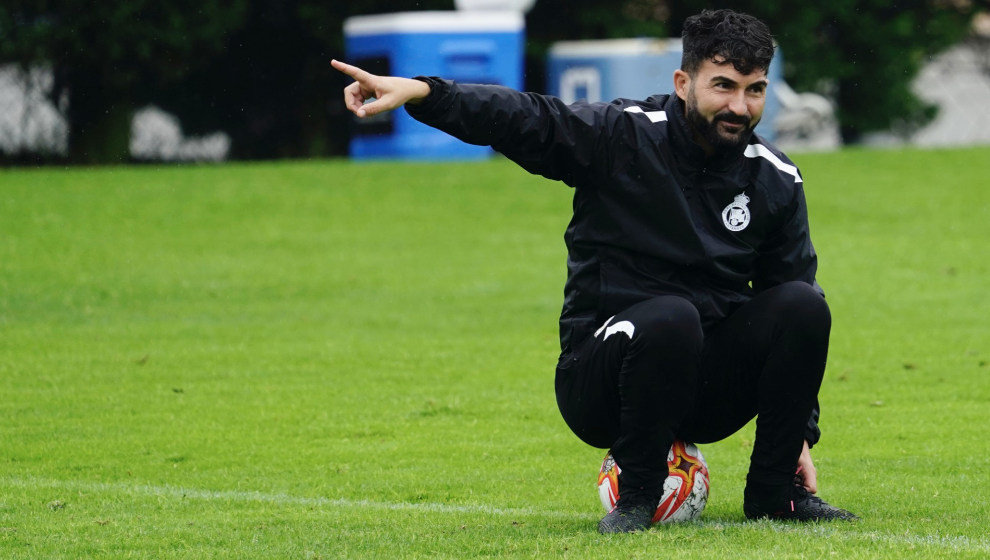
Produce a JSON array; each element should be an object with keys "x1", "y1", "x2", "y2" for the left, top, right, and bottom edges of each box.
[
  {"x1": 629, "y1": 296, "x2": 703, "y2": 351},
  {"x1": 764, "y1": 281, "x2": 831, "y2": 332}
]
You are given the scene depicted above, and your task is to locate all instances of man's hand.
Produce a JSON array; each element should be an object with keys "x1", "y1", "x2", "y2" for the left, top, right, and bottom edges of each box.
[
  {"x1": 331, "y1": 59, "x2": 431, "y2": 118},
  {"x1": 796, "y1": 439, "x2": 818, "y2": 493}
]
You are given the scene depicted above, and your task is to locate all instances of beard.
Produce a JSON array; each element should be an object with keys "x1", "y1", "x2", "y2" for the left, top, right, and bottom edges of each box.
[{"x1": 685, "y1": 89, "x2": 759, "y2": 154}]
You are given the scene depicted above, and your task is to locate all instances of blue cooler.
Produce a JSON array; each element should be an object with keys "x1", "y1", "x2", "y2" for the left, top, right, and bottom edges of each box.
[
  {"x1": 547, "y1": 38, "x2": 783, "y2": 142},
  {"x1": 344, "y1": 11, "x2": 525, "y2": 160}
]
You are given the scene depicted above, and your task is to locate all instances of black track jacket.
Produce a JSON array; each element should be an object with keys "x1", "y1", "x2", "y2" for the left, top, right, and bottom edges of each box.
[{"x1": 406, "y1": 78, "x2": 822, "y2": 445}]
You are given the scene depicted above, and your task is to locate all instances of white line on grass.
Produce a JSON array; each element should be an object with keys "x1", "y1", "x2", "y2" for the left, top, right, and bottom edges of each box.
[
  {"x1": 5, "y1": 475, "x2": 596, "y2": 521},
  {"x1": 7, "y1": 476, "x2": 989, "y2": 553}
]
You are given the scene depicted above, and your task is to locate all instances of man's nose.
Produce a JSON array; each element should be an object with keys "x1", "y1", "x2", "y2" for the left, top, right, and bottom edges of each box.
[{"x1": 727, "y1": 91, "x2": 748, "y2": 116}]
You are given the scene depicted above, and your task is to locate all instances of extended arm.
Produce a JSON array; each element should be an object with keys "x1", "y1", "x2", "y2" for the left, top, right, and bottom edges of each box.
[{"x1": 332, "y1": 60, "x2": 622, "y2": 186}]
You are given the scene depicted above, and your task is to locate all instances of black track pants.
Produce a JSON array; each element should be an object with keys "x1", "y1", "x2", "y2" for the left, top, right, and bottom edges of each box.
[{"x1": 554, "y1": 281, "x2": 830, "y2": 497}]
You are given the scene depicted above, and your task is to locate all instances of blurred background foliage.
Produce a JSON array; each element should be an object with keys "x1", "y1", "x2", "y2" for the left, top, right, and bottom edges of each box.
[{"x1": 0, "y1": 0, "x2": 982, "y2": 163}]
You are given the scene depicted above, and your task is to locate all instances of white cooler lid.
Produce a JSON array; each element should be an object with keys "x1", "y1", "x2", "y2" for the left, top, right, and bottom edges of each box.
[{"x1": 344, "y1": 11, "x2": 524, "y2": 36}]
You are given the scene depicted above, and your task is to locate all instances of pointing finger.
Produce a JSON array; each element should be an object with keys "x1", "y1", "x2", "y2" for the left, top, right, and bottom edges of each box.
[{"x1": 331, "y1": 59, "x2": 374, "y2": 84}]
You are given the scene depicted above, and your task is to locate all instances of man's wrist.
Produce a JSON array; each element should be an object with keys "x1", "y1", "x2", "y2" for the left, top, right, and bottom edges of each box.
[{"x1": 405, "y1": 77, "x2": 433, "y2": 105}]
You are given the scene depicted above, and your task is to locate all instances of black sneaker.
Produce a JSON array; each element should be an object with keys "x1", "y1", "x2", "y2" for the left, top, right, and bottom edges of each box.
[
  {"x1": 597, "y1": 501, "x2": 655, "y2": 533},
  {"x1": 744, "y1": 483, "x2": 859, "y2": 522}
]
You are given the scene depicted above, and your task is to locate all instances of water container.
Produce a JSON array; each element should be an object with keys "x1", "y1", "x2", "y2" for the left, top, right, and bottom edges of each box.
[{"x1": 344, "y1": 11, "x2": 525, "y2": 160}]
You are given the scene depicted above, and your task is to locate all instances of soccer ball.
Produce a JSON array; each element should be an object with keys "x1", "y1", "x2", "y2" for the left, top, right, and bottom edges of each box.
[{"x1": 597, "y1": 440, "x2": 710, "y2": 523}]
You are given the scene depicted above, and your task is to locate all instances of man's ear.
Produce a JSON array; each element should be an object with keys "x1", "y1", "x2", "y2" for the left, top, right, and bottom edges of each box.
[{"x1": 673, "y1": 69, "x2": 691, "y2": 101}]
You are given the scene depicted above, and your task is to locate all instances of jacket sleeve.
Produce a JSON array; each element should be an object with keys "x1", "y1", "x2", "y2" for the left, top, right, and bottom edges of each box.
[
  {"x1": 805, "y1": 401, "x2": 821, "y2": 448},
  {"x1": 405, "y1": 77, "x2": 619, "y2": 187},
  {"x1": 752, "y1": 181, "x2": 822, "y2": 297}
]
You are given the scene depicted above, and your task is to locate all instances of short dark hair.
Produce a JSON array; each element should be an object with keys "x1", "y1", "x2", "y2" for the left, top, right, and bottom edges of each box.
[{"x1": 681, "y1": 9, "x2": 774, "y2": 76}]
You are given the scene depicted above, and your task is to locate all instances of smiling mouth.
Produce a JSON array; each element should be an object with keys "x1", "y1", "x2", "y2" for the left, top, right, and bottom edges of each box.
[{"x1": 718, "y1": 120, "x2": 746, "y2": 133}]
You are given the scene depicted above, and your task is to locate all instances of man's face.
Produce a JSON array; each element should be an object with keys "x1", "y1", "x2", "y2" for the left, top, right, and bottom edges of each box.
[{"x1": 676, "y1": 58, "x2": 768, "y2": 154}]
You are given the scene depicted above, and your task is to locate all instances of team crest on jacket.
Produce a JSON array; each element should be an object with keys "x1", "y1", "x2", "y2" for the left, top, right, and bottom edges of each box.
[{"x1": 721, "y1": 193, "x2": 751, "y2": 232}]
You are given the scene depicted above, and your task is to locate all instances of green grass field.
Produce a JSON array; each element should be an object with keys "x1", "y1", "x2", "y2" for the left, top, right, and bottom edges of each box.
[{"x1": 1, "y1": 146, "x2": 988, "y2": 558}]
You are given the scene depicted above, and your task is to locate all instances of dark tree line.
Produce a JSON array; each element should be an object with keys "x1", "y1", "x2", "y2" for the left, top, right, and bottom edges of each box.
[{"x1": 0, "y1": 0, "x2": 981, "y2": 163}]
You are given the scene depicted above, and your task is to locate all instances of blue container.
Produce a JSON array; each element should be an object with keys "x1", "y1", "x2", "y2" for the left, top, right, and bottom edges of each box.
[
  {"x1": 547, "y1": 39, "x2": 783, "y2": 142},
  {"x1": 344, "y1": 11, "x2": 525, "y2": 160}
]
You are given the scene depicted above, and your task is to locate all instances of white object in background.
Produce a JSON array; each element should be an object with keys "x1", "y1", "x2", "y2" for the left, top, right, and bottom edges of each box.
[
  {"x1": 344, "y1": 11, "x2": 524, "y2": 35},
  {"x1": 772, "y1": 81, "x2": 841, "y2": 151},
  {"x1": 454, "y1": 0, "x2": 536, "y2": 12},
  {"x1": 130, "y1": 106, "x2": 230, "y2": 162}
]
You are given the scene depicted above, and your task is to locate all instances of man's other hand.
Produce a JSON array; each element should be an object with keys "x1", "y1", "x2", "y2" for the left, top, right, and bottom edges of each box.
[
  {"x1": 796, "y1": 439, "x2": 818, "y2": 493},
  {"x1": 331, "y1": 59, "x2": 431, "y2": 118}
]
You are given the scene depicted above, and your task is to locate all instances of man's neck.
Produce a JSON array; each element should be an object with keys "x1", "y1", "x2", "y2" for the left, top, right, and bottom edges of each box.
[{"x1": 693, "y1": 132, "x2": 717, "y2": 158}]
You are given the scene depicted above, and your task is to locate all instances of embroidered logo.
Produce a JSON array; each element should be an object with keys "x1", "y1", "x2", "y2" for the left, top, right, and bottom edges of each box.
[{"x1": 721, "y1": 193, "x2": 751, "y2": 232}]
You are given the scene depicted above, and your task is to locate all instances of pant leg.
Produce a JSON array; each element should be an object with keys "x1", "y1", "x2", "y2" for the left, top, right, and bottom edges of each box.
[
  {"x1": 676, "y1": 281, "x2": 831, "y2": 490},
  {"x1": 555, "y1": 295, "x2": 703, "y2": 498}
]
